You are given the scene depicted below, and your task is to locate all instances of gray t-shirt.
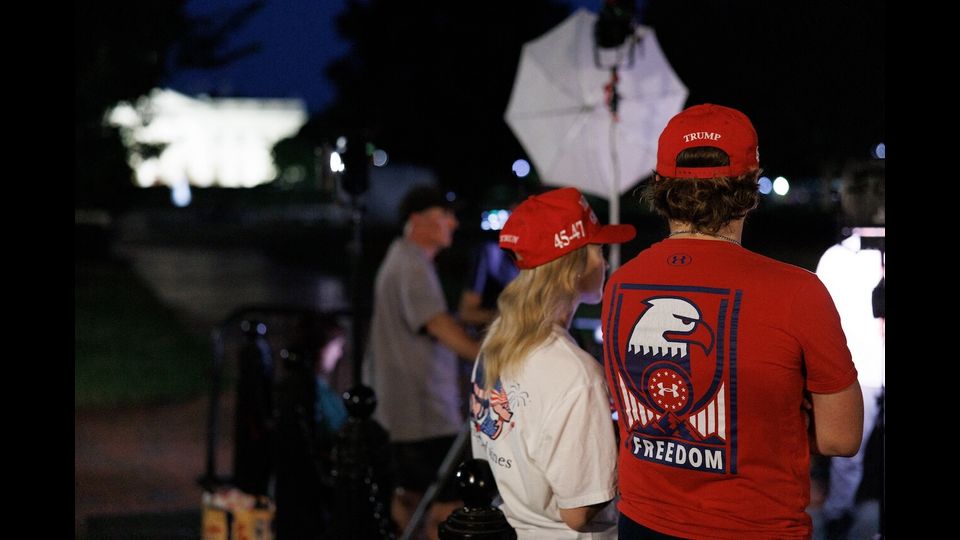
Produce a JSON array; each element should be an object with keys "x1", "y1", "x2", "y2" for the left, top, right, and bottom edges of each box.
[{"x1": 363, "y1": 238, "x2": 463, "y2": 442}]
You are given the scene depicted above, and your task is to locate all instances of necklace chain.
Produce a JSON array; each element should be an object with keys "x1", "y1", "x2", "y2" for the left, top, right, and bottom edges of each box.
[{"x1": 668, "y1": 230, "x2": 741, "y2": 246}]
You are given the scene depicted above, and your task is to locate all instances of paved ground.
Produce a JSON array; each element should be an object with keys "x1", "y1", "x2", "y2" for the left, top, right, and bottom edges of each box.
[{"x1": 75, "y1": 394, "x2": 234, "y2": 538}]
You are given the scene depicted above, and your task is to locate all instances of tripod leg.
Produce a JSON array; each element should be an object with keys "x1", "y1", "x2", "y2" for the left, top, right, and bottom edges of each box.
[
  {"x1": 400, "y1": 422, "x2": 471, "y2": 540},
  {"x1": 877, "y1": 388, "x2": 884, "y2": 539}
]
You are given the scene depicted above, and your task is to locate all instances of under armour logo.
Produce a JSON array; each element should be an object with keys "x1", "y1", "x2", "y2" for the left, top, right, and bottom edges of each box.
[
  {"x1": 657, "y1": 382, "x2": 680, "y2": 397},
  {"x1": 668, "y1": 254, "x2": 692, "y2": 266}
]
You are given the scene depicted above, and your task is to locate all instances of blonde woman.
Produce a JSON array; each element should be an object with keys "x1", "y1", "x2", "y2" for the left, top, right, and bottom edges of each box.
[{"x1": 469, "y1": 187, "x2": 635, "y2": 539}]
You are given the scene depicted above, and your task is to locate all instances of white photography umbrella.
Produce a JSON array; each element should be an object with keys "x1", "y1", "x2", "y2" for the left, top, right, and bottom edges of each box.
[{"x1": 505, "y1": 8, "x2": 688, "y2": 268}]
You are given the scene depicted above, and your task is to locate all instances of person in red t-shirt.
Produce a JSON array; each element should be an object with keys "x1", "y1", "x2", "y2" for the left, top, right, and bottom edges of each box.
[{"x1": 602, "y1": 103, "x2": 864, "y2": 539}]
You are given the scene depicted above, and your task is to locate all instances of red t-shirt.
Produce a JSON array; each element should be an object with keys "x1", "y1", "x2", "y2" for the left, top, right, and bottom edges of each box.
[{"x1": 602, "y1": 239, "x2": 856, "y2": 539}]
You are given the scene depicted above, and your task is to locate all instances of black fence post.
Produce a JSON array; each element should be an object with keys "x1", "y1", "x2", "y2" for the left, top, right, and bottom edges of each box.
[
  {"x1": 232, "y1": 319, "x2": 275, "y2": 496},
  {"x1": 199, "y1": 325, "x2": 226, "y2": 490},
  {"x1": 329, "y1": 384, "x2": 395, "y2": 539},
  {"x1": 438, "y1": 459, "x2": 515, "y2": 540}
]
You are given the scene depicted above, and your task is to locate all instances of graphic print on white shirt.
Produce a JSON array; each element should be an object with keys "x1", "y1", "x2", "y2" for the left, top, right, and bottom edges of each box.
[{"x1": 470, "y1": 357, "x2": 529, "y2": 446}]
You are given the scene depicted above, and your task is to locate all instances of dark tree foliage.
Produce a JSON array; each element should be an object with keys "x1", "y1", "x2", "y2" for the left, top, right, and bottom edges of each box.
[
  {"x1": 315, "y1": 0, "x2": 573, "y2": 203},
  {"x1": 642, "y1": 0, "x2": 884, "y2": 177},
  {"x1": 75, "y1": 0, "x2": 265, "y2": 211}
]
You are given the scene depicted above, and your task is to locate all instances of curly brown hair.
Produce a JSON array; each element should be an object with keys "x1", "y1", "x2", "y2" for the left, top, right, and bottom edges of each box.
[{"x1": 643, "y1": 146, "x2": 760, "y2": 233}]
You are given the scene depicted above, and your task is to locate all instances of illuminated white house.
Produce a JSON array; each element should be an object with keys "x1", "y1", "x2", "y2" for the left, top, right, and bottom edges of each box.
[{"x1": 107, "y1": 88, "x2": 308, "y2": 190}]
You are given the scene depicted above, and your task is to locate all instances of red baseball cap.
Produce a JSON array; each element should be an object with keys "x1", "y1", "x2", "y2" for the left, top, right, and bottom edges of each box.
[
  {"x1": 499, "y1": 187, "x2": 636, "y2": 269},
  {"x1": 655, "y1": 103, "x2": 760, "y2": 179}
]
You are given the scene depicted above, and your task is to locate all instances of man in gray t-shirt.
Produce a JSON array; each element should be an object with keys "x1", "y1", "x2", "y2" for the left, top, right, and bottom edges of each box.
[{"x1": 363, "y1": 184, "x2": 481, "y2": 538}]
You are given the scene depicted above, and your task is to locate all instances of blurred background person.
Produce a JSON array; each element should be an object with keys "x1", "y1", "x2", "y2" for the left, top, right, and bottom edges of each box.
[
  {"x1": 274, "y1": 315, "x2": 349, "y2": 539},
  {"x1": 457, "y1": 192, "x2": 527, "y2": 332},
  {"x1": 362, "y1": 184, "x2": 481, "y2": 539},
  {"x1": 815, "y1": 160, "x2": 885, "y2": 540},
  {"x1": 458, "y1": 233, "x2": 519, "y2": 330}
]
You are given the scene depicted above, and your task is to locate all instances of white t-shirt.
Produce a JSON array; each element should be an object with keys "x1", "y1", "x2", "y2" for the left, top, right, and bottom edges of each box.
[
  {"x1": 469, "y1": 324, "x2": 618, "y2": 539},
  {"x1": 816, "y1": 234, "x2": 885, "y2": 388}
]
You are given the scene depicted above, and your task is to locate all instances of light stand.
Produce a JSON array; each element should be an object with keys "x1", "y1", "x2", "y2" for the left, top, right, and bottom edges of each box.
[
  {"x1": 593, "y1": 0, "x2": 640, "y2": 271},
  {"x1": 328, "y1": 134, "x2": 396, "y2": 538},
  {"x1": 340, "y1": 134, "x2": 372, "y2": 387}
]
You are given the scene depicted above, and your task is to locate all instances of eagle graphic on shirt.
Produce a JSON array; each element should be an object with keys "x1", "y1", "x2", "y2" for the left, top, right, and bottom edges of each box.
[{"x1": 607, "y1": 286, "x2": 740, "y2": 474}]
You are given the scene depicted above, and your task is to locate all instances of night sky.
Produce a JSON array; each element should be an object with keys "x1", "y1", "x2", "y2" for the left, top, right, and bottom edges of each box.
[
  {"x1": 163, "y1": 0, "x2": 351, "y2": 113},
  {"x1": 161, "y1": 0, "x2": 884, "y2": 178},
  {"x1": 164, "y1": 0, "x2": 607, "y2": 113}
]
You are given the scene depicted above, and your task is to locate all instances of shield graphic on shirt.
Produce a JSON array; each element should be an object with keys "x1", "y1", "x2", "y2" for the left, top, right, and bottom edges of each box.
[{"x1": 605, "y1": 283, "x2": 740, "y2": 474}]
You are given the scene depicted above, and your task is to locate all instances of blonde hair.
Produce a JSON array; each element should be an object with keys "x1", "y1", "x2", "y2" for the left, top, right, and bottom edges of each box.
[{"x1": 479, "y1": 246, "x2": 588, "y2": 390}]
